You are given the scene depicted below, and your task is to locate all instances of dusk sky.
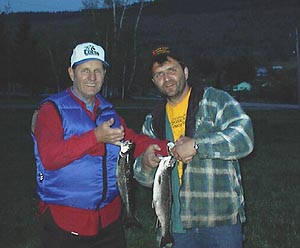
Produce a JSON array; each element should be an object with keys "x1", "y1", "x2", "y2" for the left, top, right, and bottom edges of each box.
[
  {"x1": 0, "y1": 0, "x2": 149, "y2": 13},
  {"x1": 0, "y1": 0, "x2": 84, "y2": 12}
]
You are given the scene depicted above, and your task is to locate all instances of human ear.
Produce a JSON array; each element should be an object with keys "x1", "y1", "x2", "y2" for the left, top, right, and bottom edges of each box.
[
  {"x1": 184, "y1": 67, "x2": 189, "y2": 80},
  {"x1": 68, "y1": 67, "x2": 75, "y2": 81}
]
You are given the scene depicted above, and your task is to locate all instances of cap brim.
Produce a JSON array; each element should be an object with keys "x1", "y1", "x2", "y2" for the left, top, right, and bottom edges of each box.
[{"x1": 72, "y1": 58, "x2": 109, "y2": 68}]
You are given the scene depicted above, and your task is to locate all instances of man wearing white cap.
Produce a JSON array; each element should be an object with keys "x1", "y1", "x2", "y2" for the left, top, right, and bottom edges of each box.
[{"x1": 31, "y1": 42, "x2": 169, "y2": 248}]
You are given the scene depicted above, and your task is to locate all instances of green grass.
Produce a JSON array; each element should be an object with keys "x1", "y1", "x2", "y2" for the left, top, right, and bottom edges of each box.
[
  {"x1": 0, "y1": 107, "x2": 299, "y2": 247},
  {"x1": 241, "y1": 110, "x2": 300, "y2": 248}
]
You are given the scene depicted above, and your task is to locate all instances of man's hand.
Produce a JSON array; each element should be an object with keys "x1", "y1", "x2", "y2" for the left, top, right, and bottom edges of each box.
[
  {"x1": 142, "y1": 144, "x2": 162, "y2": 172},
  {"x1": 172, "y1": 136, "x2": 197, "y2": 164},
  {"x1": 94, "y1": 118, "x2": 124, "y2": 146}
]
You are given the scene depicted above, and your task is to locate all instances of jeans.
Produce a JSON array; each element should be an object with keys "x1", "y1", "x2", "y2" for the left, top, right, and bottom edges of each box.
[{"x1": 172, "y1": 222, "x2": 243, "y2": 248}]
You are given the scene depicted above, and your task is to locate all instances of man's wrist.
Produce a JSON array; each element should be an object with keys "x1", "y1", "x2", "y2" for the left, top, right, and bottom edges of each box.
[{"x1": 142, "y1": 164, "x2": 154, "y2": 173}]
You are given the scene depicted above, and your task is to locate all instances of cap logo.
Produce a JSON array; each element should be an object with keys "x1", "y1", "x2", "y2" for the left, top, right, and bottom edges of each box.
[
  {"x1": 152, "y1": 46, "x2": 170, "y2": 57},
  {"x1": 71, "y1": 42, "x2": 109, "y2": 67},
  {"x1": 84, "y1": 45, "x2": 99, "y2": 56}
]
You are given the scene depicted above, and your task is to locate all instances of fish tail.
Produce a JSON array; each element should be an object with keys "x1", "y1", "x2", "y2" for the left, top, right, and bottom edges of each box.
[{"x1": 160, "y1": 232, "x2": 174, "y2": 248}]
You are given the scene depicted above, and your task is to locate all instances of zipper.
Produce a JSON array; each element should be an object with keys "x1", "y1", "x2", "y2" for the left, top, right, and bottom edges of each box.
[{"x1": 97, "y1": 144, "x2": 108, "y2": 210}]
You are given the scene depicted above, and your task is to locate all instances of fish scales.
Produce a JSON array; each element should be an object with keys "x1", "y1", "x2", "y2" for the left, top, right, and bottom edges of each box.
[
  {"x1": 153, "y1": 156, "x2": 176, "y2": 248},
  {"x1": 116, "y1": 140, "x2": 141, "y2": 228}
]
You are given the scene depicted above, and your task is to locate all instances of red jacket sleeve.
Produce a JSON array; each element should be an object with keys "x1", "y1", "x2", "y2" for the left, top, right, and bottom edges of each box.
[
  {"x1": 119, "y1": 115, "x2": 169, "y2": 158},
  {"x1": 34, "y1": 102, "x2": 168, "y2": 170},
  {"x1": 34, "y1": 102, "x2": 105, "y2": 170}
]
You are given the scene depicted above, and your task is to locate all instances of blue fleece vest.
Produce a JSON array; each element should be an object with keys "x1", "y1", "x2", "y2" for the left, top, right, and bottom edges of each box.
[{"x1": 33, "y1": 89, "x2": 121, "y2": 210}]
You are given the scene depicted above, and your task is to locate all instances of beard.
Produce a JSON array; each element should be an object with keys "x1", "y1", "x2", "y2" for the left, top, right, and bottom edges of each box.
[{"x1": 159, "y1": 80, "x2": 188, "y2": 102}]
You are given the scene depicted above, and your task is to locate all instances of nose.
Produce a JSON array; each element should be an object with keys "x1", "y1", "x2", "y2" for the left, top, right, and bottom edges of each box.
[
  {"x1": 89, "y1": 71, "x2": 96, "y2": 81},
  {"x1": 162, "y1": 71, "x2": 171, "y2": 81}
]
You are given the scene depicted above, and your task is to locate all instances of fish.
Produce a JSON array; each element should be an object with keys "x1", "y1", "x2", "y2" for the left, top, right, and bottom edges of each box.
[
  {"x1": 116, "y1": 140, "x2": 142, "y2": 228},
  {"x1": 153, "y1": 155, "x2": 176, "y2": 248}
]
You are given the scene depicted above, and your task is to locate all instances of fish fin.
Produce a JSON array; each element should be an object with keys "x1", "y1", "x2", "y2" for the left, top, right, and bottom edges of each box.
[
  {"x1": 155, "y1": 218, "x2": 161, "y2": 229},
  {"x1": 160, "y1": 232, "x2": 174, "y2": 248},
  {"x1": 158, "y1": 175, "x2": 162, "y2": 185}
]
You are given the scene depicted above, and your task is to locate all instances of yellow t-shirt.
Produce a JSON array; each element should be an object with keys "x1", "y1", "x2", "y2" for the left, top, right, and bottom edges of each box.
[{"x1": 166, "y1": 88, "x2": 191, "y2": 184}]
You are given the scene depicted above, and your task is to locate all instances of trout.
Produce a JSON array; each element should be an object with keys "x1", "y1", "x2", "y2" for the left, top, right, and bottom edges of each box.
[
  {"x1": 116, "y1": 140, "x2": 141, "y2": 228},
  {"x1": 153, "y1": 156, "x2": 176, "y2": 248}
]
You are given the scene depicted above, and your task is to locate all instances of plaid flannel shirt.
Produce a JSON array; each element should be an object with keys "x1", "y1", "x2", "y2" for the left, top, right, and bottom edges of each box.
[{"x1": 134, "y1": 86, "x2": 254, "y2": 231}]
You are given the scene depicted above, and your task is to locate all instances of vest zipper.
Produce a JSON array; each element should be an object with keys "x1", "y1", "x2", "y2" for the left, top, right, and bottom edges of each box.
[{"x1": 97, "y1": 145, "x2": 108, "y2": 210}]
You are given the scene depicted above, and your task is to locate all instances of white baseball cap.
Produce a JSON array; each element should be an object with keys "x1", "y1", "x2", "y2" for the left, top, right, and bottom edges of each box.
[{"x1": 70, "y1": 42, "x2": 109, "y2": 67}]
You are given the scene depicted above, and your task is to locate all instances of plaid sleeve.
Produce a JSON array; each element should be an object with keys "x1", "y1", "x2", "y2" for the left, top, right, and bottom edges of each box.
[
  {"x1": 195, "y1": 87, "x2": 254, "y2": 160},
  {"x1": 133, "y1": 113, "x2": 157, "y2": 187}
]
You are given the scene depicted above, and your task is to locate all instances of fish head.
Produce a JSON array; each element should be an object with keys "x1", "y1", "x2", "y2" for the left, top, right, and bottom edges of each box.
[
  {"x1": 158, "y1": 156, "x2": 176, "y2": 170},
  {"x1": 120, "y1": 140, "x2": 133, "y2": 156}
]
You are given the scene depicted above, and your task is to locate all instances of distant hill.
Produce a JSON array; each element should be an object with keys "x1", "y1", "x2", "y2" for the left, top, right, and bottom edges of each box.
[
  {"x1": 144, "y1": 0, "x2": 300, "y2": 14},
  {"x1": 139, "y1": 0, "x2": 300, "y2": 61},
  {"x1": 2, "y1": 0, "x2": 300, "y2": 103},
  {"x1": 4, "y1": 0, "x2": 300, "y2": 67}
]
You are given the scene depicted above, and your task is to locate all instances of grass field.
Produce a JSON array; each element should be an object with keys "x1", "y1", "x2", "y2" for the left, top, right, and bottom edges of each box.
[{"x1": 0, "y1": 107, "x2": 299, "y2": 248}]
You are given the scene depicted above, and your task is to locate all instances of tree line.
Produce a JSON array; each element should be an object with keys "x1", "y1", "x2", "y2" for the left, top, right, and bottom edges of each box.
[
  {"x1": 0, "y1": 0, "x2": 299, "y2": 104},
  {"x1": 0, "y1": 0, "x2": 147, "y2": 99}
]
